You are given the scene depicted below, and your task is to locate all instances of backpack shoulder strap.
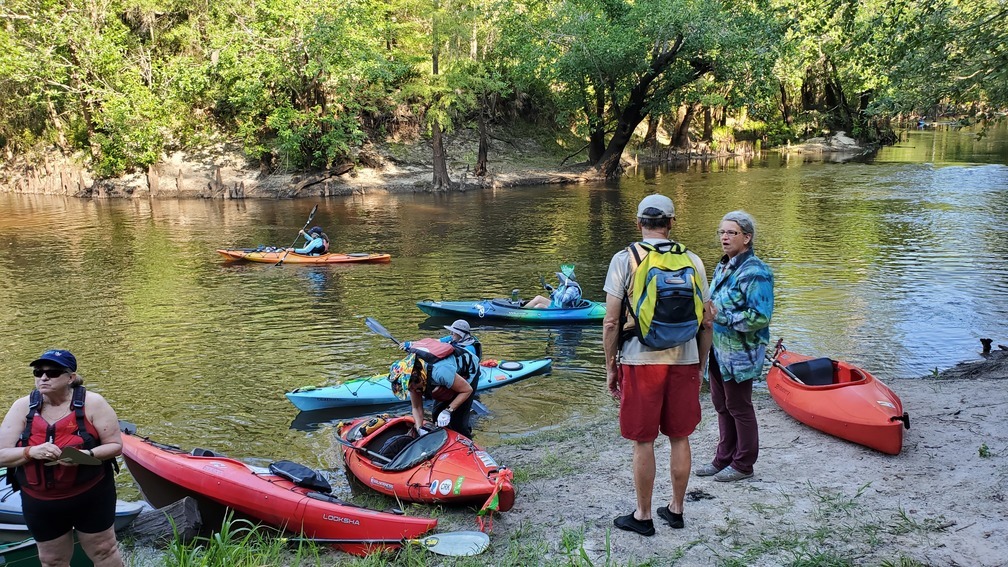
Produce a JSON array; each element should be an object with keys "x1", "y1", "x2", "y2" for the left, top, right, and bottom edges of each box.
[
  {"x1": 71, "y1": 385, "x2": 98, "y2": 447},
  {"x1": 19, "y1": 389, "x2": 42, "y2": 446},
  {"x1": 69, "y1": 385, "x2": 118, "y2": 473},
  {"x1": 452, "y1": 346, "x2": 478, "y2": 379}
]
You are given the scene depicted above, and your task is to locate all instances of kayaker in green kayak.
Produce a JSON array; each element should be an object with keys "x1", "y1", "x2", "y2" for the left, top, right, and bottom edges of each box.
[{"x1": 525, "y1": 264, "x2": 583, "y2": 309}]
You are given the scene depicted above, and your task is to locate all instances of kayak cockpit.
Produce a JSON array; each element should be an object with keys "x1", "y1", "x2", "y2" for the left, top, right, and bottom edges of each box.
[
  {"x1": 350, "y1": 419, "x2": 449, "y2": 471},
  {"x1": 785, "y1": 357, "x2": 869, "y2": 387},
  {"x1": 489, "y1": 298, "x2": 594, "y2": 311}
]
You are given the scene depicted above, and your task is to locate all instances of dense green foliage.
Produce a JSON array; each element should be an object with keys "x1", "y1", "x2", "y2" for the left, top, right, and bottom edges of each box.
[{"x1": 0, "y1": 0, "x2": 1004, "y2": 176}]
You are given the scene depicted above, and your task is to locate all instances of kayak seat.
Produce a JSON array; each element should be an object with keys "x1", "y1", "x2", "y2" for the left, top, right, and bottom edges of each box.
[
  {"x1": 191, "y1": 448, "x2": 223, "y2": 457},
  {"x1": 382, "y1": 429, "x2": 449, "y2": 473},
  {"x1": 362, "y1": 422, "x2": 414, "y2": 454},
  {"x1": 378, "y1": 434, "x2": 415, "y2": 460},
  {"x1": 787, "y1": 358, "x2": 835, "y2": 386}
]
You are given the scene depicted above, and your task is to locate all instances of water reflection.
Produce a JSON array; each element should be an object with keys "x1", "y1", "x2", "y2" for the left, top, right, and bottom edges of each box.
[{"x1": 0, "y1": 125, "x2": 1006, "y2": 464}]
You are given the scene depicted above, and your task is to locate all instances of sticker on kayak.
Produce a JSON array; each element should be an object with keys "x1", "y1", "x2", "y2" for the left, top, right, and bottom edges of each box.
[
  {"x1": 429, "y1": 478, "x2": 455, "y2": 496},
  {"x1": 369, "y1": 477, "x2": 394, "y2": 491},
  {"x1": 453, "y1": 476, "x2": 465, "y2": 495},
  {"x1": 475, "y1": 303, "x2": 486, "y2": 317},
  {"x1": 877, "y1": 400, "x2": 896, "y2": 408},
  {"x1": 476, "y1": 451, "x2": 497, "y2": 468}
]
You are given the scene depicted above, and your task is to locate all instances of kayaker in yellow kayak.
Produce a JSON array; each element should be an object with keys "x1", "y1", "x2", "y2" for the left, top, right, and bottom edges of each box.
[{"x1": 293, "y1": 226, "x2": 329, "y2": 255}]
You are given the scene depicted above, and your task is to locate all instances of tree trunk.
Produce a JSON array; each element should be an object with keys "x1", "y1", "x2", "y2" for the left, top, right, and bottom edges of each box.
[
  {"x1": 46, "y1": 97, "x2": 68, "y2": 151},
  {"x1": 475, "y1": 104, "x2": 488, "y2": 176},
  {"x1": 824, "y1": 69, "x2": 853, "y2": 132},
  {"x1": 643, "y1": 114, "x2": 660, "y2": 148},
  {"x1": 672, "y1": 104, "x2": 695, "y2": 149},
  {"x1": 431, "y1": 121, "x2": 452, "y2": 190},
  {"x1": 586, "y1": 83, "x2": 606, "y2": 164},
  {"x1": 702, "y1": 107, "x2": 713, "y2": 142},
  {"x1": 429, "y1": 0, "x2": 451, "y2": 190},
  {"x1": 779, "y1": 81, "x2": 793, "y2": 126},
  {"x1": 719, "y1": 105, "x2": 728, "y2": 127}
]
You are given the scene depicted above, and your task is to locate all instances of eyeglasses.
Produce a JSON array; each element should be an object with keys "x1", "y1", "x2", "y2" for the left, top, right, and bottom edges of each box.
[
  {"x1": 32, "y1": 367, "x2": 67, "y2": 378},
  {"x1": 717, "y1": 229, "x2": 742, "y2": 237}
]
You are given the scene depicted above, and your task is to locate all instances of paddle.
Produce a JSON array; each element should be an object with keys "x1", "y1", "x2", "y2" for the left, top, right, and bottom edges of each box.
[
  {"x1": 365, "y1": 317, "x2": 402, "y2": 348},
  {"x1": 765, "y1": 350, "x2": 806, "y2": 384},
  {"x1": 283, "y1": 530, "x2": 490, "y2": 556},
  {"x1": 364, "y1": 316, "x2": 490, "y2": 414},
  {"x1": 275, "y1": 204, "x2": 319, "y2": 266},
  {"x1": 332, "y1": 431, "x2": 393, "y2": 464}
]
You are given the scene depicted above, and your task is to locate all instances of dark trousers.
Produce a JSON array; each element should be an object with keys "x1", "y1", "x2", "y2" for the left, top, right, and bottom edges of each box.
[
  {"x1": 708, "y1": 354, "x2": 759, "y2": 474},
  {"x1": 432, "y1": 372, "x2": 479, "y2": 438}
]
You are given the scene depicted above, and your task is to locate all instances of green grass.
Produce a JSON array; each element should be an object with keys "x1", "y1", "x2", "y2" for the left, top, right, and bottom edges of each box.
[{"x1": 164, "y1": 513, "x2": 319, "y2": 567}]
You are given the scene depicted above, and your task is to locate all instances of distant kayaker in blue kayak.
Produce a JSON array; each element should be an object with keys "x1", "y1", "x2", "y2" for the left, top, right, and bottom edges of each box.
[
  {"x1": 294, "y1": 226, "x2": 329, "y2": 255},
  {"x1": 525, "y1": 265, "x2": 583, "y2": 309}
]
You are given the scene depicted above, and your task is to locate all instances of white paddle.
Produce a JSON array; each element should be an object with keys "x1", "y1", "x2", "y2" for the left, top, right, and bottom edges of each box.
[{"x1": 284, "y1": 530, "x2": 490, "y2": 556}]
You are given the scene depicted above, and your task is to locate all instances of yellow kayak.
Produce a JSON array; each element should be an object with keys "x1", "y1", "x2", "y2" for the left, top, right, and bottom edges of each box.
[{"x1": 217, "y1": 248, "x2": 391, "y2": 264}]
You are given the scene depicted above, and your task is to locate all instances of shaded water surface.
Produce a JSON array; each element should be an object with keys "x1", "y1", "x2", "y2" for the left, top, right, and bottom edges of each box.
[{"x1": 1, "y1": 125, "x2": 1005, "y2": 484}]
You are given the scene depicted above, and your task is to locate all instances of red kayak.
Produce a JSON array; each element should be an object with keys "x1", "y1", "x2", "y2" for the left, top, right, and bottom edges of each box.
[
  {"x1": 119, "y1": 423, "x2": 436, "y2": 555},
  {"x1": 337, "y1": 416, "x2": 515, "y2": 512},
  {"x1": 766, "y1": 341, "x2": 910, "y2": 455}
]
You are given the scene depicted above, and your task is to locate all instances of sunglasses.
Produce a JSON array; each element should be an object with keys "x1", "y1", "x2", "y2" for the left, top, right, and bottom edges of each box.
[{"x1": 33, "y1": 367, "x2": 68, "y2": 378}]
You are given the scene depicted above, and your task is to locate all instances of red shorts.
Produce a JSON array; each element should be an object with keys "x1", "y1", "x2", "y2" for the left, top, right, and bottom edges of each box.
[{"x1": 618, "y1": 364, "x2": 701, "y2": 441}]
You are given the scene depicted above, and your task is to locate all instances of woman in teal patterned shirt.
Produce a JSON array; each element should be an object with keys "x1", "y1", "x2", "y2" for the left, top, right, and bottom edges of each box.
[{"x1": 695, "y1": 210, "x2": 774, "y2": 482}]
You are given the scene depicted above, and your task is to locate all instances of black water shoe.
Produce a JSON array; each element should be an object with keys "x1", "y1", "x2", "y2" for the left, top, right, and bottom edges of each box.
[
  {"x1": 657, "y1": 505, "x2": 685, "y2": 529},
  {"x1": 613, "y1": 512, "x2": 655, "y2": 536}
]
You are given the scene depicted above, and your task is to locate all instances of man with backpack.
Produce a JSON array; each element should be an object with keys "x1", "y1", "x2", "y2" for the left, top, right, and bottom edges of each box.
[{"x1": 602, "y1": 193, "x2": 712, "y2": 536}]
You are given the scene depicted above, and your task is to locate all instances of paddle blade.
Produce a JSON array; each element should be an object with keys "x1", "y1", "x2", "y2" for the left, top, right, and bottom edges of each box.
[
  {"x1": 364, "y1": 317, "x2": 400, "y2": 346},
  {"x1": 410, "y1": 531, "x2": 489, "y2": 556},
  {"x1": 560, "y1": 263, "x2": 575, "y2": 277}
]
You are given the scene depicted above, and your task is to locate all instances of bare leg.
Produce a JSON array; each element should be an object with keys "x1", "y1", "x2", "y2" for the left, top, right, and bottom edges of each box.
[
  {"x1": 632, "y1": 439, "x2": 655, "y2": 520},
  {"x1": 524, "y1": 295, "x2": 551, "y2": 308},
  {"x1": 35, "y1": 532, "x2": 74, "y2": 567},
  {"x1": 667, "y1": 435, "x2": 692, "y2": 514},
  {"x1": 78, "y1": 526, "x2": 124, "y2": 567}
]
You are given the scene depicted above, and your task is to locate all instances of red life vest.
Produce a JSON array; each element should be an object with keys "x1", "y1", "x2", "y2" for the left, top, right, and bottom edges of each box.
[
  {"x1": 11, "y1": 386, "x2": 107, "y2": 500},
  {"x1": 408, "y1": 338, "x2": 456, "y2": 362}
]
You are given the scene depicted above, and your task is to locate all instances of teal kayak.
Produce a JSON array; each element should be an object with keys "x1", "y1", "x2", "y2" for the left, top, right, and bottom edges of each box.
[
  {"x1": 286, "y1": 358, "x2": 552, "y2": 411},
  {"x1": 1, "y1": 468, "x2": 146, "y2": 536},
  {"x1": 417, "y1": 298, "x2": 605, "y2": 323}
]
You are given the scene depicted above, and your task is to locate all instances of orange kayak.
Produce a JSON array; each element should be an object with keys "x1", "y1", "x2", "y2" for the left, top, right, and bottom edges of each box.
[
  {"x1": 766, "y1": 342, "x2": 910, "y2": 455},
  {"x1": 337, "y1": 416, "x2": 515, "y2": 512},
  {"x1": 217, "y1": 248, "x2": 391, "y2": 264}
]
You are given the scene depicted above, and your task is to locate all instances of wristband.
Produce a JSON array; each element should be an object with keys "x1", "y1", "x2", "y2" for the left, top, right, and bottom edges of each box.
[{"x1": 23, "y1": 446, "x2": 31, "y2": 461}]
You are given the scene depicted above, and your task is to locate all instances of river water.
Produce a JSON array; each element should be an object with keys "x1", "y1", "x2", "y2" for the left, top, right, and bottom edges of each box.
[{"x1": 1, "y1": 124, "x2": 1006, "y2": 478}]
